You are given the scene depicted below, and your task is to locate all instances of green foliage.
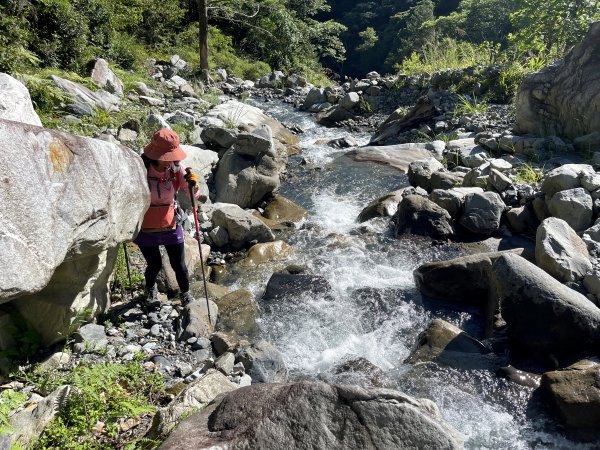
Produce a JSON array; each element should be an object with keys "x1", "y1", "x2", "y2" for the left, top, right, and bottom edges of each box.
[
  {"x1": 509, "y1": 0, "x2": 600, "y2": 58},
  {"x1": 514, "y1": 162, "x2": 545, "y2": 184},
  {"x1": 112, "y1": 244, "x2": 144, "y2": 292},
  {"x1": 0, "y1": 390, "x2": 27, "y2": 435},
  {"x1": 453, "y1": 94, "x2": 488, "y2": 116},
  {"x1": 32, "y1": 360, "x2": 164, "y2": 450},
  {"x1": 397, "y1": 38, "x2": 501, "y2": 75},
  {"x1": 356, "y1": 27, "x2": 378, "y2": 52}
]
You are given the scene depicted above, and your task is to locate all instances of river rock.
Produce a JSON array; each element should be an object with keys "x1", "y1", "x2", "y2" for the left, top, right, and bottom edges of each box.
[
  {"x1": 211, "y1": 331, "x2": 240, "y2": 356},
  {"x1": 215, "y1": 352, "x2": 235, "y2": 375},
  {"x1": 200, "y1": 126, "x2": 237, "y2": 150},
  {"x1": 535, "y1": 217, "x2": 592, "y2": 282},
  {"x1": 263, "y1": 195, "x2": 308, "y2": 223},
  {"x1": 515, "y1": 22, "x2": 600, "y2": 139},
  {"x1": 200, "y1": 101, "x2": 298, "y2": 146},
  {"x1": 148, "y1": 369, "x2": 238, "y2": 440},
  {"x1": 430, "y1": 171, "x2": 464, "y2": 190},
  {"x1": 505, "y1": 204, "x2": 539, "y2": 234},
  {"x1": 489, "y1": 168, "x2": 513, "y2": 192},
  {"x1": 236, "y1": 341, "x2": 288, "y2": 384},
  {"x1": 407, "y1": 159, "x2": 445, "y2": 192},
  {"x1": 89, "y1": 58, "x2": 124, "y2": 96},
  {"x1": 158, "y1": 381, "x2": 463, "y2": 450},
  {"x1": 547, "y1": 187, "x2": 593, "y2": 232},
  {"x1": 73, "y1": 323, "x2": 108, "y2": 354},
  {"x1": 339, "y1": 92, "x2": 361, "y2": 110},
  {"x1": 215, "y1": 289, "x2": 259, "y2": 338},
  {"x1": 358, "y1": 187, "x2": 418, "y2": 222},
  {"x1": 393, "y1": 195, "x2": 454, "y2": 239},
  {"x1": 405, "y1": 319, "x2": 502, "y2": 370},
  {"x1": 301, "y1": 88, "x2": 327, "y2": 111},
  {"x1": 540, "y1": 360, "x2": 600, "y2": 428},
  {"x1": 0, "y1": 73, "x2": 42, "y2": 126},
  {"x1": 315, "y1": 104, "x2": 356, "y2": 126},
  {"x1": 263, "y1": 272, "x2": 332, "y2": 302},
  {"x1": 8, "y1": 385, "x2": 72, "y2": 448},
  {"x1": 242, "y1": 241, "x2": 293, "y2": 267},
  {"x1": 233, "y1": 125, "x2": 276, "y2": 158},
  {"x1": 429, "y1": 187, "x2": 484, "y2": 218},
  {"x1": 492, "y1": 253, "x2": 600, "y2": 355},
  {"x1": 0, "y1": 119, "x2": 148, "y2": 348},
  {"x1": 541, "y1": 164, "x2": 595, "y2": 198},
  {"x1": 459, "y1": 191, "x2": 505, "y2": 235},
  {"x1": 347, "y1": 141, "x2": 444, "y2": 173},
  {"x1": 49, "y1": 75, "x2": 119, "y2": 112},
  {"x1": 211, "y1": 203, "x2": 275, "y2": 249}
]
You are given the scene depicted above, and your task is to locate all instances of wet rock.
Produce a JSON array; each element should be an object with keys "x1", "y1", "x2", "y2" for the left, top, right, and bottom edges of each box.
[
  {"x1": 263, "y1": 272, "x2": 332, "y2": 302},
  {"x1": 315, "y1": 104, "x2": 356, "y2": 126},
  {"x1": 358, "y1": 187, "x2": 416, "y2": 222},
  {"x1": 235, "y1": 341, "x2": 288, "y2": 384},
  {"x1": 492, "y1": 253, "x2": 600, "y2": 355},
  {"x1": 333, "y1": 357, "x2": 385, "y2": 386},
  {"x1": 215, "y1": 289, "x2": 259, "y2": 338},
  {"x1": 406, "y1": 319, "x2": 503, "y2": 370},
  {"x1": 540, "y1": 360, "x2": 600, "y2": 428},
  {"x1": 498, "y1": 365, "x2": 541, "y2": 388},
  {"x1": 242, "y1": 241, "x2": 293, "y2": 267},
  {"x1": 347, "y1": 142, "x2": 444, "y2": 173},
  {"x1": 459, "y1": 191, "x2": 505, "y2": 235},
  {"x1": 158, "y1": 381, "x2": 463, "y2": 450},
  {"x1": 547, "y1": 187, "x2": 593, "y2": 232},
  {"x1": 535, "y1": 217, "x2": 592, "y2": 282},
  {"x1": 429, "y1": 187, "x2": 484, "y2": 218},
  {"x1": 263, "y1": 195, "x2": 308, "y2": 222},
  {"x1": 393, "y1": 195, "x2": 454, "y2": 239}
]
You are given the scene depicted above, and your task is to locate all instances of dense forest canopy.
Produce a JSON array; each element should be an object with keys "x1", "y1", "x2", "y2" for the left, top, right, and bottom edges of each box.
[{"x1": 1, "y1": 0, "x2": 599, "y2": 80}]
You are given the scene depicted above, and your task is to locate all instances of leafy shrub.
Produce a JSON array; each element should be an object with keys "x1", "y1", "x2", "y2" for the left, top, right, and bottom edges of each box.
[
  {"x1": 453, "y1": 94, "x2": 488, "y2": 116},
  {"x1": 0, "y1": 389, "x2": 27, "y2": 435}
]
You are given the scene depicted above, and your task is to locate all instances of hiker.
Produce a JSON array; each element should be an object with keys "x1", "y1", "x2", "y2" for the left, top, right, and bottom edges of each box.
[{"x1": 134, "y1": 128, "x2": 205, "y2": 305}]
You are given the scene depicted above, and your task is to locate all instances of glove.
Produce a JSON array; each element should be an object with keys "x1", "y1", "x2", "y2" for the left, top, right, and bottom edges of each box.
[{"x1": 184, "y1": 170, "x2": 198, "y2": 187}]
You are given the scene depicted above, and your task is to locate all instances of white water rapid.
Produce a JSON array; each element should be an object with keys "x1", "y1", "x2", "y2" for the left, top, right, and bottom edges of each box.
[{"x1": 230, "y1": 98, "x2": 595, "y2": 450}]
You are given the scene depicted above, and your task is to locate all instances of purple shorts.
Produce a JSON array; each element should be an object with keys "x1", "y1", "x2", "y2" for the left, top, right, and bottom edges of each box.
[{"x1": 133, "y1": 225, "x2": 184, "y2": 247}]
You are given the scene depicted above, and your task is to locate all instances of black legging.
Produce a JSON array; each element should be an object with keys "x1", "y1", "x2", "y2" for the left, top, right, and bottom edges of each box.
[{"x1": 139, "y1": 243, "x2": 189, "y2": 293}]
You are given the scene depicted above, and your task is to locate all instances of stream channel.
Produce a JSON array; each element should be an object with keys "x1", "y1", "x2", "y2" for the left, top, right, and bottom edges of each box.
[{"x1": 221, "y1": 98, "x2": 593, "y2": 450}]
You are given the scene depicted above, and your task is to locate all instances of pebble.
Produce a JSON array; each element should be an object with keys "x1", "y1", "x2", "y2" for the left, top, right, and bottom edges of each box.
[{"x1": 150, "y1": 324, "x2": 161, "y2": 336}]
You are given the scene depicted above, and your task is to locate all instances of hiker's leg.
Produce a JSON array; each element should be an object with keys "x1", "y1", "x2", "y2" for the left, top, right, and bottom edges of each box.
[
  {"x1": 165, "y1": 242, "x2": 190, "y2": 293},
  {"x1": 139, "y1": 245, "x2": 162, "y2": 289}
]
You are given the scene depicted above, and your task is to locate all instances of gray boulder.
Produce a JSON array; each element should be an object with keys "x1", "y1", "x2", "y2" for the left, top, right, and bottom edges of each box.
[
  {"x1": 263, "y1": 273, "x2": 332, "y2": 302},
  {"x1": 339, "y1": 92, "x2": 361, "y2": 110},
  {"x1": 407, "y1": 159, "x2": 445, "y2": 192},
  {"x1": 505, "y1": 205, "x2": 539, "y2": 234},
  {"x1": 301, "y1": 87, "x2": 327, "y2": 111},
  {"x1": 211, "y1": 203, "x2": 275, "y2": 249},
  {"x1": 459, "y1": 192, "x2": 505, "y2": 235},
  {"x1": 236, "y1": 341, "x2": 288, "y2": 383},
  {"x1": 49, "y1": 75, "x2": 119, "y2": 112},
  {"x1": 430, "y1": 171, "x2": 464, "y2": 191},
  {"x1": 89, "y1": 58, "x2": 124, "y2": 96},
  {"x1": 0, "y1": 73, "x2": 42, "y2": 126},
  {"x1": 430, "y1": 187, "x2": 484, "y2": 218},
  {"x1": 515, "y1": 22, "x2": 600, "y2": 139},
  {"x1": 541, "y1": 164, "x2": 594, "y2": 198},
  {"x1": 73, "y1": 323, "x2": 108, "y2": 354},
  {"x1": 358, "y1": 187, "x2": 416, "y2": 222},
  {"x1": 535, "y1": 217, "x2": 592, "y2": 282},
  {"x1": 347, "y1": 142, "x2": 445, "y2": 173},
  {"x1": 233, "y1": 125, "x2": 276, "y2": 158},
  {"x1": 176, "y1": 298, "x2": 218, "y2": 341},
  {"x1": 393, "y1": 195, "x2": 454, "y2": 239},
  {"x1": 547, "y1": 187, "x2": 593, "y2": 232},
  {"x1": 316, "y1": 105, "x2": 356, "y2": 126},
  {"x1": 158, "y1": 382, "x2": 463, "y2": 450},
  {"x1": 200, "y1": 126, "x2": 237, "y2": 150},
  {"x1": 0, "y1": 119, "x2": 148, "y2": 348},
  {"x1": 215, "y1": 289, "x2": 260, "y2": 338},
  {"x1": 492, "y1": 253, "x2": 600, "y2": 355}
]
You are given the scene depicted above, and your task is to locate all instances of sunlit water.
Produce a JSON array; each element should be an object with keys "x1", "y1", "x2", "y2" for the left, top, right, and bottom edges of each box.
[{"x1": 231, "y1": 98, "x2": 596, "y2": 449}]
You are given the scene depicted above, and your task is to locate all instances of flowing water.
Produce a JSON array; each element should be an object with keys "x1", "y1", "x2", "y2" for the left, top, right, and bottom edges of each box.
[{"x1": 228, "y1": 98, "x2": 594, "y2": 449}]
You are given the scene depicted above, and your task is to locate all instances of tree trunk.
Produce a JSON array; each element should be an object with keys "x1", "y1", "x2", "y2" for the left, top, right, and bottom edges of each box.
[{"x1": 198, "y1": 0, "x2": 209, "y2": 74}]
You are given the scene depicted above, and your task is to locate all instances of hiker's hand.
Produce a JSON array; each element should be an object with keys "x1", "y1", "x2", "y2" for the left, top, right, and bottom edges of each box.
[{"x1": 184, "y1": 171, "x2": 199, "y2": 191}]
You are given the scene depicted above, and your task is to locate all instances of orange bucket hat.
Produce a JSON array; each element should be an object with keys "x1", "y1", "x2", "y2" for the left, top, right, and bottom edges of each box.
[{"x1": 143, "y1": 129, "x2": 187, "y2": 161}]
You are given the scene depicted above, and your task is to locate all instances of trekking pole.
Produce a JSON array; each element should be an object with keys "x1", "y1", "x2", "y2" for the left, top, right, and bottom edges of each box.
[
  {"x1": 122, "y1": 242, "x2": 134, "y2": 302},
  {"x1": 185, "y1": 168, "x2": 212, "y2": 324}
]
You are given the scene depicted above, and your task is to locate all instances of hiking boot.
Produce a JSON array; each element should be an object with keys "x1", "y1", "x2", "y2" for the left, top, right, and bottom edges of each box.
[
  {"x1": 181, "y1": 291, "x2": 195, "y2": 305},
  {"x1": 144, "y1": 284, "x2": 161, "y2": 308}
]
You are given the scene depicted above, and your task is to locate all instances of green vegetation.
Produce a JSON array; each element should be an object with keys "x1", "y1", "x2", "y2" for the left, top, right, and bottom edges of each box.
[
  {"x1": 112, "y1": 245, "x2": 144, "y2": 293},
  {"x1": 453, "y1": 95, "x2": 488, "y2": 116},
  {"x1": 0, "y1": 390, "x2": 27, "y2": 435},
  {"x1": 24, "y1": 358, "x2": 164, "y2": 449},
  {"x1": 514, "y1": 162, "x2": 545, "y2": 184}
]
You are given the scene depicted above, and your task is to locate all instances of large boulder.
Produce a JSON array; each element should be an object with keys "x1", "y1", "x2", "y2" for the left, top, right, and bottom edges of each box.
[
  {"x1": 393, "y1": 195, "x2": 454, "y2": 239},
  {"x1": 535, "y1": 217, "x2": 592, "y2": 282},
  {"x1": 199, "y1": 101, "x2": 299, "y2": 146},
  {"x1": 407, "y1": 159, "x2": 445, "y2": 192},
  {"x1": 492, "y1": 253, "x2": 600, "y2": 355},
  {"x1": 358, "y1": 187, "x2": 417, "y2": 222},
  {"x1": 0, "y1": 73, "x2": 42, "y2": 126},
  {"x1": 49, "y1": 75, "x2": 119, "y2": 112},
  {"x1": 89, "y1": 58, "x2": 124, "y2": 96},
  {"x1": 346, "y1": 142, "x2": 445, "y2": 173},
  {"x1": 263, "y1": 272, "x2": 332, "y2": 302},
  {"x1": 211, "y1": 203, "x2": 275, "y2": 249},
  {"x1": 235, "y1": 341, "x2": 288, "y2": 384},
  {"x1": 215, "y1": 289, "x2": 260, "y2": 338},
  {"x1": 540, "y1": 164, "x2": 595, "y2": 199},
  {"x1": 429, "y1": 187, "x2": 484, "y2": 218},
  {"x1": 158, "y1": 382, "x2": 463, "y2": 450},
  {"x1": 547, "y1": 187, "x2": 593, "y2": 232},
  {"x1": 315, "y1": 105, "x2": 356, "y2": 126},
  {"x1": 0, "y1": 119, "x2": 148, "y2": 348},
  {"x1": 540, "y1": 360, "x2": 600, "y2": 429},
  {"x1": 458, "y1": 191, "x2": 505, "y2": 235},
  {"x1": 515, "y1": 22, "x2": 600, "y2": 139},
  {"x1": 213, "y1": 133, "x2": 286, "y2": 208}
]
